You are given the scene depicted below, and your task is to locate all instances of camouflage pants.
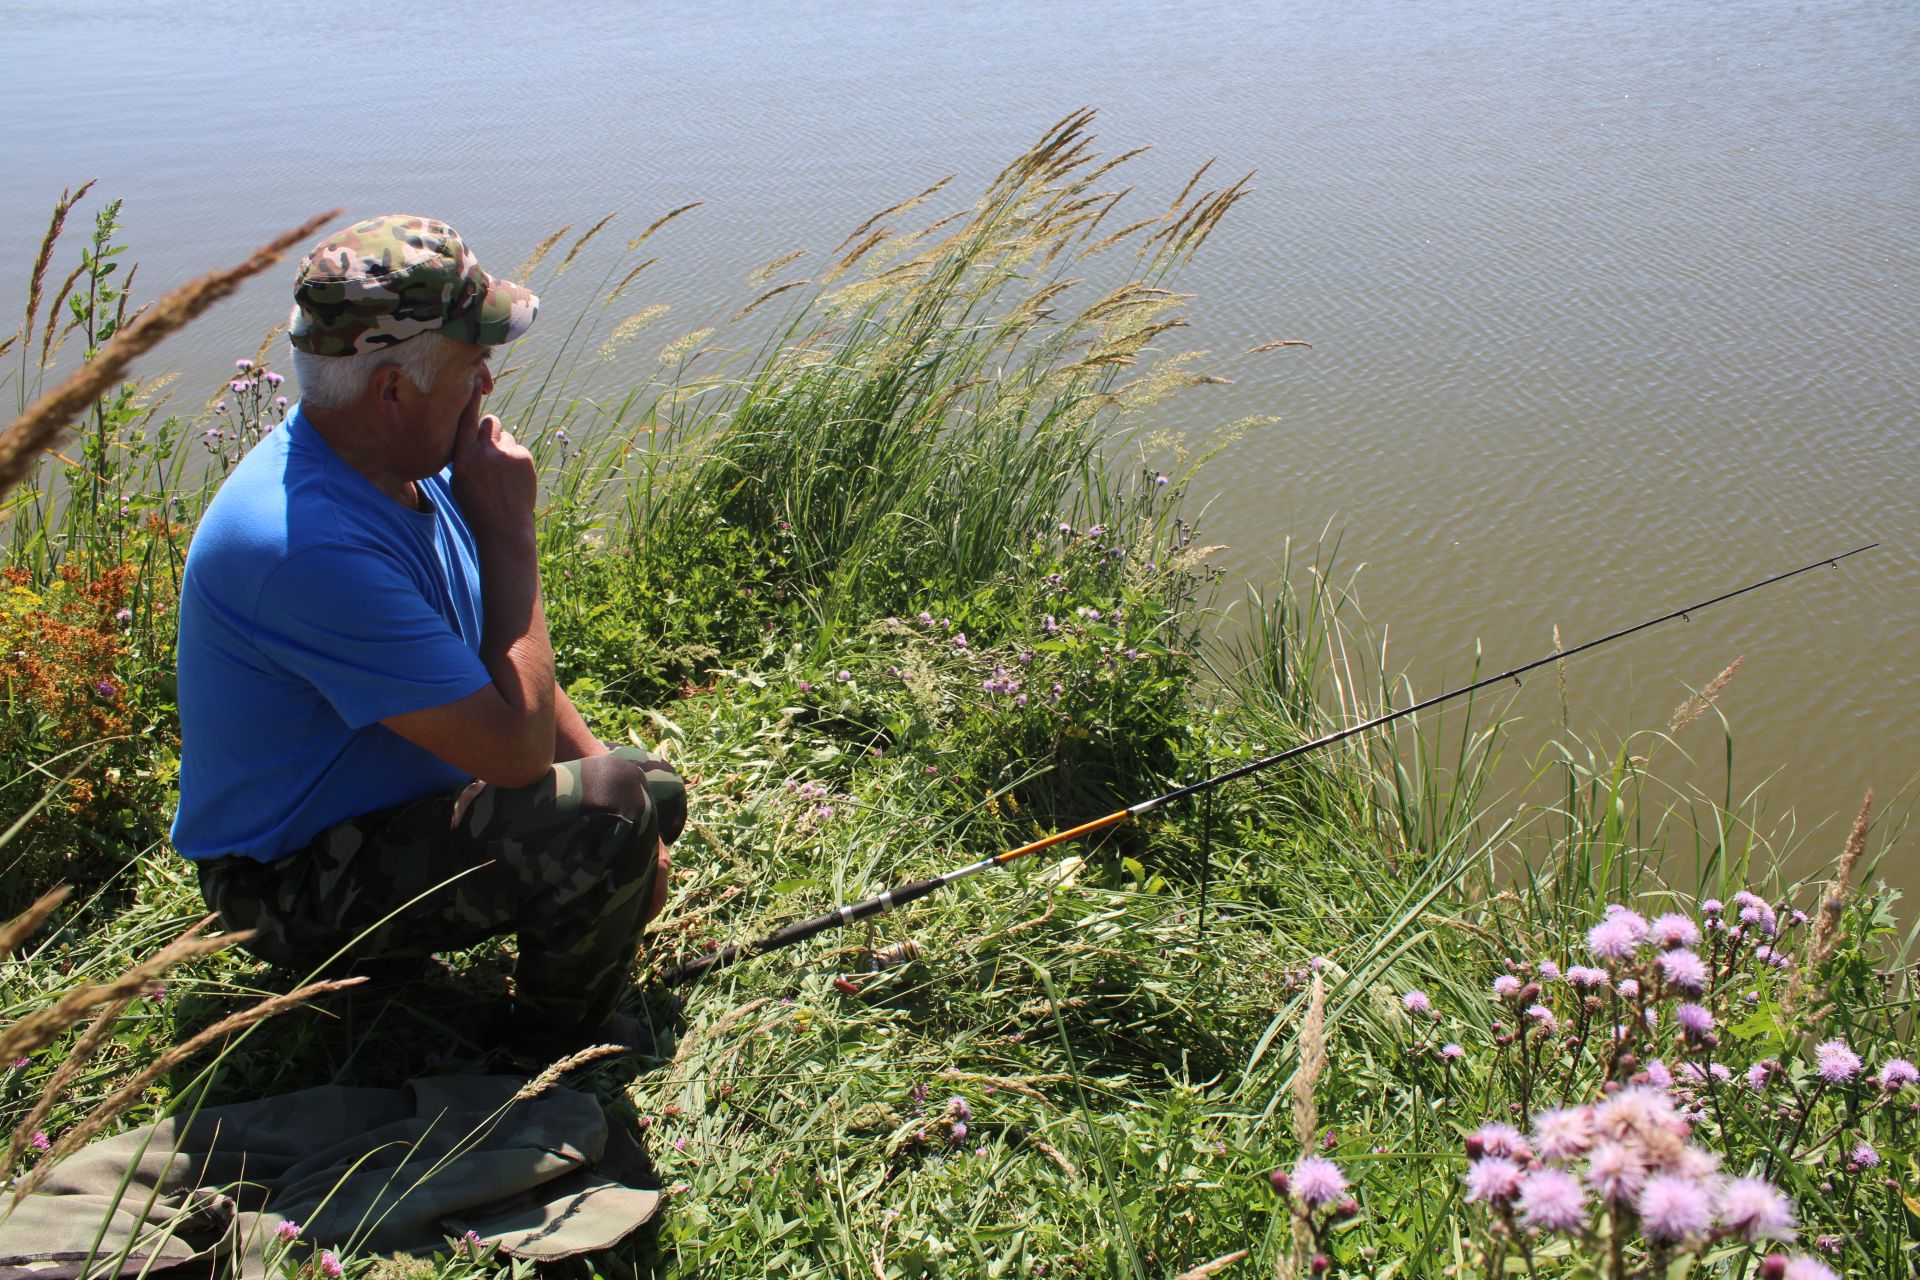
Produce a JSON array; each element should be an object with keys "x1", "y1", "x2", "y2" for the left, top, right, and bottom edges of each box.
[{"x1": 196, "y1": 747, "x2": 686, "y2": 1032}]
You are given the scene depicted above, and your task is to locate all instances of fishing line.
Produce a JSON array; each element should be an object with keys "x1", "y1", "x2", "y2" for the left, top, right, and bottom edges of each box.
[{"x1": 661, "y1": 543, "x2": 1877, "y2": 986}]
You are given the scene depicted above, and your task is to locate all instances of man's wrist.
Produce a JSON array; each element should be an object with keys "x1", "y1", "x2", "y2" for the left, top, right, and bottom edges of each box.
[{"x1": 471, "y1": 523, "x2": 539, "y2": 557}]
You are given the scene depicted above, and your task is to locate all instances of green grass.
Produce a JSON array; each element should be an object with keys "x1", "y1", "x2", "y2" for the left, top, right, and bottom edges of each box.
[{"x1": 2, "y1": 113, "x2": 1915, "y2": 1280}]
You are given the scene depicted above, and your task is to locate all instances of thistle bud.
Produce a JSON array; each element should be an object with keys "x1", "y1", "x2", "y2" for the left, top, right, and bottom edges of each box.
[
  {"x1": 1758, "y1": 1255, "x2": 1787, "y2": 1280},
  {"x1": 1269, "y1": 1169, "x2": 1290, "y2": 1196},
  {"x1": 1333, "y1": 1197, "x2": 1360, "y2": 1221},
  {"x1": 1310, "y1": 1255, "x2": 1331, "y2": 1276},
  {"x1": 1464, "y1": 1134, "x2": 1486, "y2": 1160}
]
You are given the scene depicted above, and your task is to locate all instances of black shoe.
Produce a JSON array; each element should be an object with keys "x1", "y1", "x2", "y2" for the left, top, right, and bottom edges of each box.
[
  {"x1": 344, "y1": 953, "x2": 454, "y2": 986},
  {"x1": 498, "y1": 1006, "x2": 662, "y2": 1067}
]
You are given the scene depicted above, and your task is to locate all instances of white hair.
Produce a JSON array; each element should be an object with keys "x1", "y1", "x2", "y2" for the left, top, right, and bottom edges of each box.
[{"x1": 287, "y1": 324, "x2": 467, "y2": 410}]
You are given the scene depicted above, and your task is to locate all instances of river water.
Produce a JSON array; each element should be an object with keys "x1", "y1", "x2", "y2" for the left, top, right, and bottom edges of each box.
[{"x1": 2, "y1": 1, "x2": 1915, "y2": 894}]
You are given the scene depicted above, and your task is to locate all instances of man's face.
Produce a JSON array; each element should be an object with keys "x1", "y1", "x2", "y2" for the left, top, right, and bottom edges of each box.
[{"x1": 394, "y1": 339, "x2": 494, "y2": 478}]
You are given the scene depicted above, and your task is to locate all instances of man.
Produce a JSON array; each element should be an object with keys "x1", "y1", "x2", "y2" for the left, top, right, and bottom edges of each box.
[{"x1": 172, "y1": 215, "x2": 682, "y2": 1057}]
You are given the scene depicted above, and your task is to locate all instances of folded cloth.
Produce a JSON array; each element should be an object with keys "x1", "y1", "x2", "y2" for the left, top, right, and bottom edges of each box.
[{"x1": 0, "y1": 1076, "x2": 660, "y2": 1279}]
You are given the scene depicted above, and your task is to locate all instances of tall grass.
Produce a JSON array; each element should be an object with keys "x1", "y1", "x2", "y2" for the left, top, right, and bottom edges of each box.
[{"x1": 1, "y1": 115, "x2": 1913, "y2": 1279}]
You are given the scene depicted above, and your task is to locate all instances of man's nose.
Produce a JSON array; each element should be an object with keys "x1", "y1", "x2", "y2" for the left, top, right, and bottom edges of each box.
[{"x1": 476, "y1": 365, "x2": 495, "y2": 395}]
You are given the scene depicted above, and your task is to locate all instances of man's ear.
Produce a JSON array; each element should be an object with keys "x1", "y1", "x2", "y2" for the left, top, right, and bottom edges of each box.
[{"x1": 372, "y1": 362, "x2": 406, "y2": 418}]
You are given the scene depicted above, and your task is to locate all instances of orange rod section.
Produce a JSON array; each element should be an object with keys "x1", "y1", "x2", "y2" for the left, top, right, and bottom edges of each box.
[{"x1": 992, "y1": 809, "x2": 1132, "y2": 865}]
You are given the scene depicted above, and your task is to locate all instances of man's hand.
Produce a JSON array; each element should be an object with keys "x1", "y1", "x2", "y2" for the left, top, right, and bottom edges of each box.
[{"x1": 450, "y1": 394, "x2": 537, "y2": 540}]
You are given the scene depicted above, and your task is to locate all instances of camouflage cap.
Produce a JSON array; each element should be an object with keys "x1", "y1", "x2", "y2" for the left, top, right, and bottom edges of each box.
[{"x1": 289, "y1": 215, "x2": 538, "y2": 357}]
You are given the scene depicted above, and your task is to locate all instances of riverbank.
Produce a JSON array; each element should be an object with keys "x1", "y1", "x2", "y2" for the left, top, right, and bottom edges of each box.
[{"x1": 3, "y1": 124, "x2": 1914, "y2": 1278}]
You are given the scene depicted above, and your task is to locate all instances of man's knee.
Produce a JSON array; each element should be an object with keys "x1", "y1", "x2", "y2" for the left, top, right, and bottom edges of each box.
[
  {"x1": 577, "y1": 753, "x2": 656, "y2": 829},
  {"x1": 602, "y1": 748, "x2": 686, "y2": 846}
]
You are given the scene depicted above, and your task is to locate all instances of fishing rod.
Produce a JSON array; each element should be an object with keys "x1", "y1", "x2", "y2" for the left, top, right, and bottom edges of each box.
[{"x1": 661, "y1": 543, "x2": 1878, "y2": 987}]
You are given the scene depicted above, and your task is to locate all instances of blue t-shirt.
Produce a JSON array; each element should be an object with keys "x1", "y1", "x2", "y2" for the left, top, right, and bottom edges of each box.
[{"x1": 170, "y1": 403, "x2": 494, "y2": 862}]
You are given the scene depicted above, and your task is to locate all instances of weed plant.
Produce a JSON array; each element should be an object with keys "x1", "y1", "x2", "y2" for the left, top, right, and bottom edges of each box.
[{"x1": 1, "y1": 115, "x2": 1914, "y2": 1278}]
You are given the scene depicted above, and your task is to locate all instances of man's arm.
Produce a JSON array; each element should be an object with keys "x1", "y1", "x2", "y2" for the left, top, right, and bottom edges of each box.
[{"x1": 382, "y1": 409, "x2": 557, "y2": 787}]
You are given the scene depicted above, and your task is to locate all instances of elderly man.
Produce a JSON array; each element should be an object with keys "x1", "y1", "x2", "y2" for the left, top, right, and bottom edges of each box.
[{"x1": 172, "y1": 215, "x2": 682, "y2": 1058}]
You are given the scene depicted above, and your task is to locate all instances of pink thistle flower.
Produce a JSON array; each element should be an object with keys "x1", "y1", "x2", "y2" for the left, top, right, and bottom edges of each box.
[
  {"x1": 1720, "y1": 1182, "x2": 1789, "y2": 1243},
  {"x1": 1402, "y1": 990, "x2": 1431, "y2": 1015},
  {"x1": 1472, "y1": 1123, "x2": 1531, "y2": 1160},
  {"x1": 1586, "y1": 918, "x2": 1638, "y2": 962},
  {"x1": 1649, "y1": 913, "x2": 1701, "y2": 949},
  {"x1": 1658, "y1": 950, "x2": 1709, "y2": 994},
  {"x1": 1516, "y1": 1167, "x2": 1587, "y2": 1232},
  {"x1": 1526, "y1": 1004, "x2": 1556, "y2": 1032},
  {"x1": 1153, "y1": 474, "x2": 1169, "y2": 486},
  {"x1": 950, "y1": 1121, "x2": 968, "y2": 1143},
  {"x1": 272, "y1": 1219, "x2": 301, "y2": 1242},
  {"x1": 1440, "y1": 1043, "x2": 1464, "y2": 1061},
  {"x1": 951, "y1": 633, "x2": 968, "y2": 649},
  {"x1": 1643, "y1": 1059, "x2": 1673, "y2": 1088},
  {"x1": 1492, "y1": 974, "x2": 1522, "y2": 998},
  {"x1": 1618, "y1": 978, "x2": 1641, "y2": 999},
  {"x1": 1781, "y1": 1260, "x2": 1839, "y2": 1280},
  {"x1": 1670, "y1": 1148, "x2": 1720, "y2": 1185},
  {"x1": 1879, "y1": 1057, "x2": 1918, "y2": 1090},
  {"x1": 835, "y1": 670, "x2": 851, "y2": 682},
  {"x1": 1566, "y1": 965, "x2": 1610, "y2": 990},
  {"x1": 1675, "y1": 1003, "x2": 1714, "y2": 1038},
  {"x1": 235, "y1": 358, "x2": 253, "y2": 370},
  {"x1": 1638, "y1": 1174, "x2": 1713, "y2": 1241},
  {"x1": 1747, "y1": 1062, "x2": 1773, "y2": 1091},
  {"x1": 1532, "y1": 1106, "x2": 1595, "y2": 1162},
  {"x1": 30, "y1": 1131, "x2": 50, "y2": 1151},
  {"x1": 1463, "y1": 1156, "x2": 1526, "y2": 1203},
  {"x1": 319, "y1": 1252, "x2": 344, "y2": 1279},
  {"x1": 1700, "y1": 898, "x2": 1724, "y2": 916},
  {"x1": 1537, "y1": 960, "x2": 1560, "y2": 980},
  {"x1": 10, "y1": 1057, "x2": 29, "y2": 1068},
  {"x1": 1290, "y1": 1156, "x2": 1347, "y2": 1207},
  {"x1": 1814, "y1": 1040, "x2": 1862, "y2": 1083},
  {"x1": 917, "y1": 612, "x2": 934, "y2": 625},
  {"x1": 1849, "y1": 1140, "x2": 1879, "y2": 1169},
  {"x1": 1604, "y1": 905, "x2": 1650, "y2": 941},
  {"x1": 1594, "y1": 1087, "x2": 1688, "y2": 1150}
]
